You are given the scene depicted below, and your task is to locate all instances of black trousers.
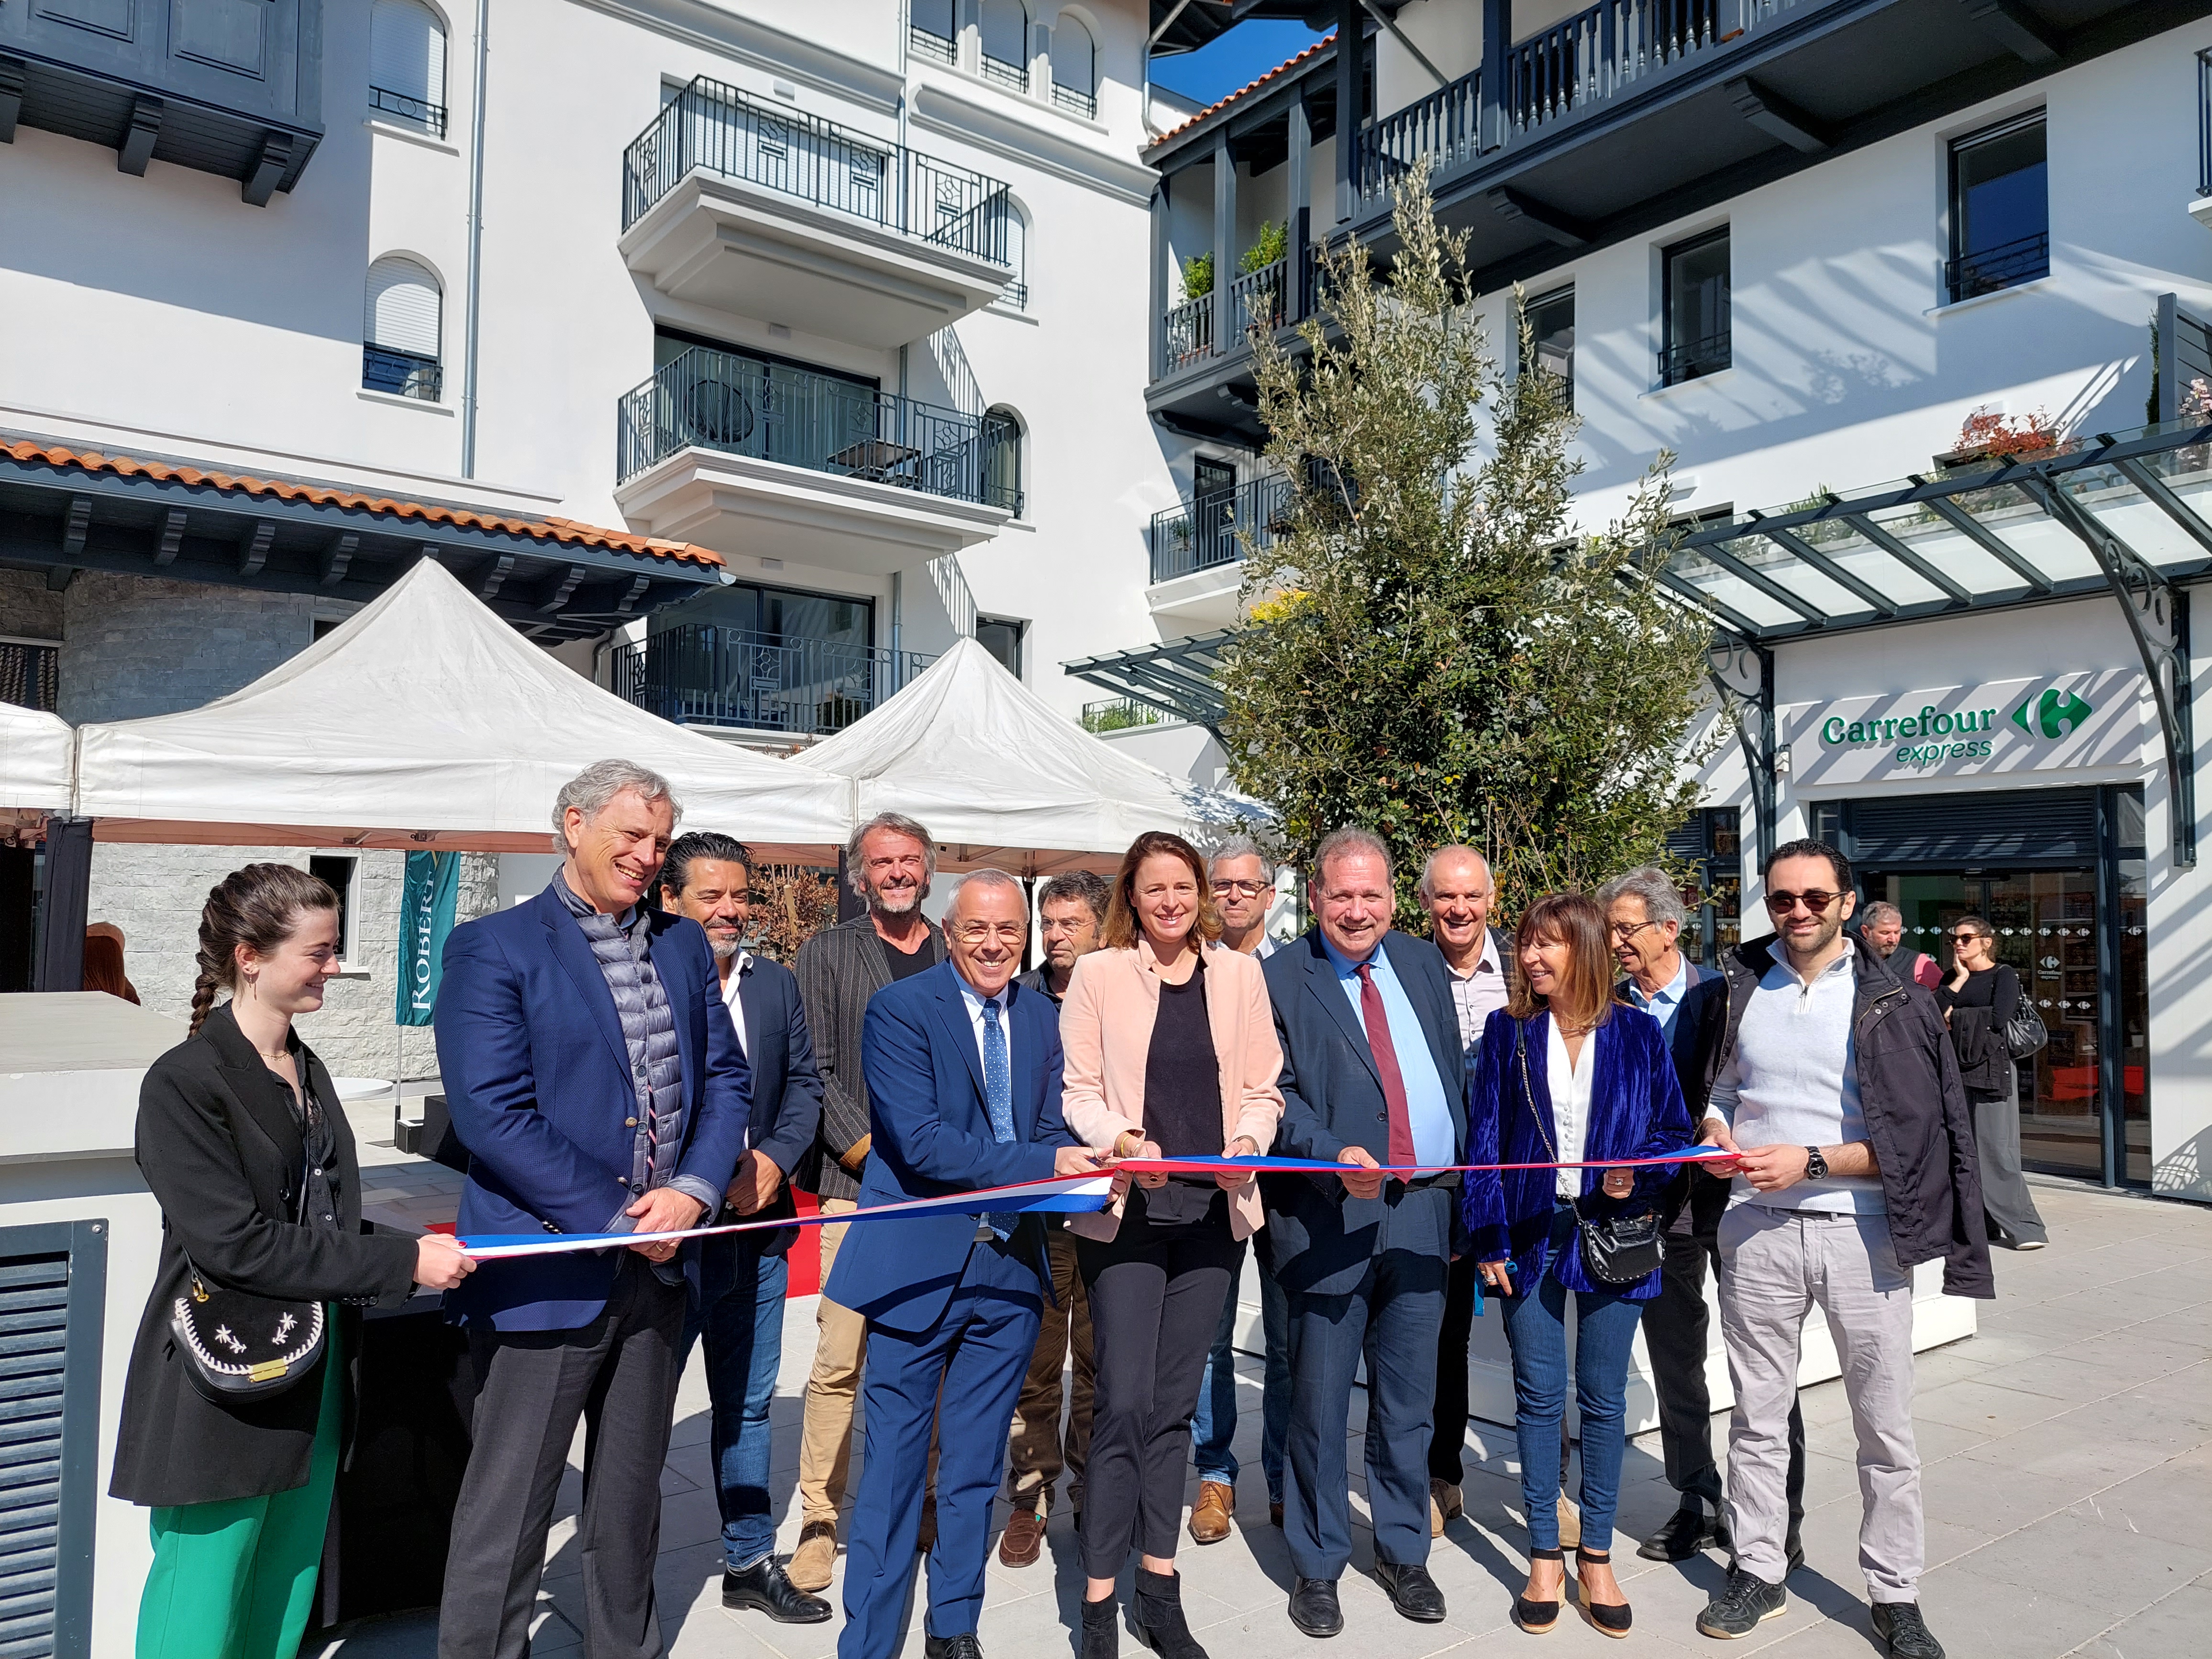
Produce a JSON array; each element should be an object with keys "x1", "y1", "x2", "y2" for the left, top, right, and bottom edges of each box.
[
  {"x1": 1643, "y1": 1222, "x2": 1805, "y2": 1522},
  {"x1": 1073, "y1": 1194, "x2": 1240, "y2": 1579},
  {"x1": 439, "y1": 1256, "x2": 686, "y2": 1659}
]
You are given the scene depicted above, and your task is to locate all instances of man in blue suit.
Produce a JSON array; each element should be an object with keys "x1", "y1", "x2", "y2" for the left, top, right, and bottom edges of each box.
[
  {"x1": 1263, "y1": 828, "x2": 1467, "y2": 1638},
  {"x1": 658, "y1": 831, "x2": 831, "y2": 1625},
  {"x1": 434, "y1": 761, "x2": 748, "y2": 1659},
  {"x1": 828, "y1": 869, "x2": 1101, "y2": 1659},
  {"x1": 1600, "y1": 866, "x2": 1805, "y2": 1570}
]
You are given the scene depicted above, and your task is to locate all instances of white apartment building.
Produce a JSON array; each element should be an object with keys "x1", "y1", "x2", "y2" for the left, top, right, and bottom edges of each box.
[
  {"x1": 0, "y1": 0, "x2": 1198, "y2": 1074},
  {"x1": 1083, "y1": 0, "x2": 2212, "y2": 1201}
]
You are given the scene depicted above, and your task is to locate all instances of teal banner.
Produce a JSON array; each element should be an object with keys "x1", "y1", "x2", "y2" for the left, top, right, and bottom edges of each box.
[{"x1": 395, "y1": 851, "x2": 461, "y2": 1027}]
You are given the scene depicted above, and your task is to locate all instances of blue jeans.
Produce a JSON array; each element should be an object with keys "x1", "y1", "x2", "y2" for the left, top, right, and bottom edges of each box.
[
  {"x1": 1501, "y1": 1206, "x2": 1645, "y2": 1554},
  {"x1": 1189, "y1": 1234, "x2": 1290, "y2": 1500},
  {"x1": 680, "y1": 1240, "x2": 789, "y2": 1570}
]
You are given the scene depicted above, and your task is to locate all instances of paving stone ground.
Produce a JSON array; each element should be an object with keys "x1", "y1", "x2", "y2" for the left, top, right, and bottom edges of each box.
[{"x1": 310, "y1": 1177, "x2": 2212, "y2": 1659}]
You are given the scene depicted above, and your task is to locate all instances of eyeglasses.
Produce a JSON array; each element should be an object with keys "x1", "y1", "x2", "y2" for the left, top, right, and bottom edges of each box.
[
  {"x1": 1211, "y1": 879, "x2": 1269, "y2": 897},
  {"x1": 950, "y1": 923, "x2": 1025, "y2": 946},
  {"x1": 1609, "y1": 919, "x2": 1659, "y2": 942},
  {"x1": 1763, "y1": 889, "x2": 1844, "y2": 916}
]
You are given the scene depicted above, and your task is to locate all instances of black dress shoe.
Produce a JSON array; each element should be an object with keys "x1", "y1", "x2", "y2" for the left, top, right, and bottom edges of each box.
[
  {"x1": 721, "y1": 1557, "x2": 831, "y2": 1624},
  {"x1": 923, "y1": 1634, "x2": 985, "y2": 1659},
  {"x1": 1288, "y1": 1576, "x2": 1342, "y2": 1638},
  {"x1": 1637, "y1": 1502, "x2": 1717, "y2": 1562},
  {"x1": 1373, "y1": 1559, "x2": 1446, "y2": 1623},
  {"x1": 1871, "y1": 1601, "x2": 1945, "y2": 1659}
]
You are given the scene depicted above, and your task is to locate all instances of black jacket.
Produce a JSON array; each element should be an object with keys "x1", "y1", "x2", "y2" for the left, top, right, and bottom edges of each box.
[
  {"x1": 706, "y1": 952, "x2": 824, "y2": 1257},
  {"x1": 1614, "y1": 961, "x2": 1729, "y2": 1231},
  {"x1": 109, "y1": 1005, "x2": 420, "y2": 1508},
  {"x1": 792, "y1": 914, "x2": 945, "y2": 1201},
  {"x1": 1710, "y1": 935, "x2": 1993, "y2": 1300}
]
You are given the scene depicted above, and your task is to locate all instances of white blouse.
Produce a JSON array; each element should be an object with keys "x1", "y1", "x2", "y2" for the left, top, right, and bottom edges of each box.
[{"x1": 1546, "y1": 1016, "x2": 1594, "y2": 1199}]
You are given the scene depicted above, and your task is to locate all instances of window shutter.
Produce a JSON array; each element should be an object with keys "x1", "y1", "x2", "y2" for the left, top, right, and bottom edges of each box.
[
  {"x1": 369, "y1": 0, "x2": 446, "y2": 107},
  {"x1": 1053, "y1": 20, "x2": 1094, "y2": 94},
  {"x1": 365, "y1": 258, "x2": 442, "y2": 358},
  {"x1": 0, "y1": 1253, "x2": 69, "y2": 1655},
  {"x1": 1847, "y1": 786, "x2": 2100, "y2": 867},
  {"x1": 981, "y1": 0, "x2": 1027, "y2": 65}
]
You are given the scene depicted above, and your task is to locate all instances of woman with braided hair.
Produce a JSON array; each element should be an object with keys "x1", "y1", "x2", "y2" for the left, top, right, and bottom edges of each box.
[{"x1": 110, "y1": 863, "x2": 475, "y2": 1659}]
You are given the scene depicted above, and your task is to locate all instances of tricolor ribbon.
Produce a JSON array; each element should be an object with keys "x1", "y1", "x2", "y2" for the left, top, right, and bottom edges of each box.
[{"x1": 455, "y1": 1148, "x2": 1729, "y2": 1261}]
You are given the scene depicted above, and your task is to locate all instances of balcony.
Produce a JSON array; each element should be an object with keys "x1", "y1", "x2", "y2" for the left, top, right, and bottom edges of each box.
[
  {"x1": 619, "y1": 76, "x2": 1014, "y2": 348},
  {"x1": 0, "y1": 0, "x2": 321, "y2": 203},
  {"x1": 614, "y1": 624, "x2": 934, "y2": 735},
  {"x1": 1146, "y1": 473, "x2": 1292, "y2": 628},
  {"x1": 612, "y1": 345, "x2": 1017, "y2": 574}
]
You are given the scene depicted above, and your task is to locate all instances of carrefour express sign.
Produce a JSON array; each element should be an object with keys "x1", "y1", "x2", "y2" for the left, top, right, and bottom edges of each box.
[{"x1": 1786, "y1": 671, "x2": 2148, "y2": 786}]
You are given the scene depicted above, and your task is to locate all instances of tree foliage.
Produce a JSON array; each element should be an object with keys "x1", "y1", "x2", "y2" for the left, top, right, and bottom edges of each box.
[{"x1": 1219, "y1": 165, "x2": 1719, "y2": 915}]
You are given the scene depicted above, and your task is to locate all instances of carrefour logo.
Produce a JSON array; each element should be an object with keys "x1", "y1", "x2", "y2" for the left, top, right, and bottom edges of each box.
[{"x1": 2011, "y1": 687, "x2": 2093, "y2": 739}]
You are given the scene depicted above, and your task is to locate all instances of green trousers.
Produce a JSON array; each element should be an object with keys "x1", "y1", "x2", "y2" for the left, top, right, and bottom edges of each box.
[{"x1": 136, "y1": 1326, "x2": 342, "y2": 1659}]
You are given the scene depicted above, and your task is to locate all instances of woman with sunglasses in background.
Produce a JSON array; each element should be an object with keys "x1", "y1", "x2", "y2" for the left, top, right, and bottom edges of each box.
[
  {"x1": 1937, "y1": 917, "x2": 2047, "y2": 1250},
  {"x1": 1463, "y1": 892, "x2": 1692, "y2": 1639}
]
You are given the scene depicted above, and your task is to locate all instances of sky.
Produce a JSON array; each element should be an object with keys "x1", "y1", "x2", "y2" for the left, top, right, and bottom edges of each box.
[{"x1": 1149, "y1": 20, "x2": 1329, "y2": 110}]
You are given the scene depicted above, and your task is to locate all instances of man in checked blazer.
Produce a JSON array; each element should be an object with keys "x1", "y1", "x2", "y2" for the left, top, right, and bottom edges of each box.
[{"x1": 787, "y1": 812, "x2": 947, "y2": 1591}]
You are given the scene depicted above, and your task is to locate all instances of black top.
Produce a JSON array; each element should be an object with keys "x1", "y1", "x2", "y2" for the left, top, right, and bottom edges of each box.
[
  {"x1": 1140, "y1": 958, "x2": 1224, "y2": 1224},
  {"x1": 879, "y1": 933, "x2": 936, "y2": 982},
  {"x1": 1937, "y1": 962, "x2": 2020, "y2": 1028}
]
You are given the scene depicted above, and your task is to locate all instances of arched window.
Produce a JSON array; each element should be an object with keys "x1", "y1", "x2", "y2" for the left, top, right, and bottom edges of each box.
[
  {"x1": 1052, "y1": 14, "x2": 1095, "y2": 117},
  {"x1": 1002, "y1": 201, "x2": 1029, "y2": 308},
  {"x1": 369, "y1": 0, "x2": 449, "y2": 136},
  {"x1": 983, "y1": 405, "x2": 1024, "y2": 514},
  {"x1": 979, "y1": 0, "x2": 1029, "y2": 92},
  {"x1": 910, "y1": 0, "x2": 956, "y2": 64},
  {"x1": 363, "y1": 256, "x2": 443, "y2": 402}
]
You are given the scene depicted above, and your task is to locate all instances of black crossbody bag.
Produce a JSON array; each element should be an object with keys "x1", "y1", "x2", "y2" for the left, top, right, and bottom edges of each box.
[{"x1": 1516, "y1": 1020, "x2": 1664, "y2": 1289}]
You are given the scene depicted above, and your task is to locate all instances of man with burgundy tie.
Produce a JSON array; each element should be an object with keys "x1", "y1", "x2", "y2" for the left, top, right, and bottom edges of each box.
[{"x1": 1262, "y1": 827, "x2": 1469, "y2": 1637}]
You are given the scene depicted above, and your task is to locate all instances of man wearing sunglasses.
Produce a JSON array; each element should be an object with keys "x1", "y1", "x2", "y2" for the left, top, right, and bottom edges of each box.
[{"x1": 1692, "y1": 842, "x2": 1991, "y2": 1659}]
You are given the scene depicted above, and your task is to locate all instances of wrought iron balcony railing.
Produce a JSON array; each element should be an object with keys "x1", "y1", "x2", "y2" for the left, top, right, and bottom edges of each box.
[
  {"x1": 1659, "y1": 328, "x2": 1731, "y2": 387},
  {"x1": 980, "y1": 54, "x2": 1030, "y2": 93},
  {"x1": 1946, "y1": 232, "x2": 2050, "y2": 303},
  {"x1": 369, "y1": 84, "x2": 448, "y2": 138},
  {"x1": 911, "y1": 26, "x2": 957, "y2": 66},
  {"x1": 1053, "y1": 82, "x2": 1097, "y2": 119},
  {"x1": 617, "y1": 344, "x2": 1020, "y2": 511},
  {"x1": 1080, "y1": 697, "x2": 1170, "y2": 733},
  {"x1": 1354, "y1": 0, "x2": 1784, "y2": 208},
  {"x1": 622, "y1": 75, "x2": 1013, "y2": 266},
  {"x1": 362, "y1": 344, "x2": 442, "y2": 402},
  {"x1": 1149, "y1": 473, "x2": 1294, "y2": 584},
  {"x1": 614, "y1": 625, "x2": 934, "y2": 734}
]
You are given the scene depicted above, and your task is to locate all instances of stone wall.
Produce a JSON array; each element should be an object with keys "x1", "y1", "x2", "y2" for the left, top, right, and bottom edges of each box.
[
  {"x1": 95, "y1": 845, "x2": 500, "y2": 1078},
  {"x1": 0, "y1": 569, "x2": 63, "y2": 641},
  {"x1": 56, "y1": 571, "x2": 313, "y2": 722}
]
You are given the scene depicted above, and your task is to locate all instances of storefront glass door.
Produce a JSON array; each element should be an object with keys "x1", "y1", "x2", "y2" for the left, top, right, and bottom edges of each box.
[{"x1": 1864, "y1": 867, "x2": 2148, "y2": 1182}]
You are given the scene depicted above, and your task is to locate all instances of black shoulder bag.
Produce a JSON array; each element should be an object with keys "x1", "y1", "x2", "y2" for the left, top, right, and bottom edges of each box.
[
  {"x1": 168, "y1": 1072, "x2": 331, "y2": 1403},
  {"x1": 1517, "y1": 1019, "x2": 1664, "y2": 1289}
]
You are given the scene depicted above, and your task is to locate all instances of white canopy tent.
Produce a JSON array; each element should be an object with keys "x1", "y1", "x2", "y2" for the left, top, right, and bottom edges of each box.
[
  {"x1": 0, "y1": 699, "x2": 72, "y2": 833},
  {"x1": 70, "y1": 557, "x2": 851, "y2": 860},
  {"x1": 796, "y1": 637, "x2": 1264, "y2": 875}
]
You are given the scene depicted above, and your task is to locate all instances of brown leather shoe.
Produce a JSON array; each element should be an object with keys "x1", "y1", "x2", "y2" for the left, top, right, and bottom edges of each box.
[
  {"x1": 788, "y1": 1520, "x2": 837, "y2": 1593},
  {"x1": 1430, "y1": 1478, "x2": 1462, "y2": 1537},
  {"x1": 1188, "y1": 1480, "x2": 1235, "y2": 1544},
  {"x1": 1270, "y1": 1500, "x2": 1284, "y2": 1529},
  {"x1": 998, "y1": 1505, "x2": 1047, "y2": 1567}
]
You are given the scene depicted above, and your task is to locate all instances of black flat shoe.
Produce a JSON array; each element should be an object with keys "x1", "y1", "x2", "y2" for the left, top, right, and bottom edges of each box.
[
  {"x1": 1871, "y1": 1601, "x2": 1946, "y2": 1659},
  {"x1": 1513, "y1": 1546, "x2": 1564, "y2": 1634},
  {"x1": 924, "y1": 1634, "x2": 984, "y2": 1659},
  {"x1": 1373, "y1": 1559, "x2": 1446, "y2": 1623},
  {"x1": 1573, "y1": 1548, "x2": 1630, "y2": 1639},
  {"x1": 1288, "y1": 1576, "x2": 1342, "y2": 1638},
  {"x1": 721, "y1": 1557, "x2": 831, "y2": 1623},
  {"x1": 1637, "y1": 1501, "x2": 1717, "y2": 1562}
]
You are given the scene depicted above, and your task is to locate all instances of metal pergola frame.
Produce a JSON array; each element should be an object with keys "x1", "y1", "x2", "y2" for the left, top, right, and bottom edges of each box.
[{"x1": 1063, "y1": 630, "x2": 1236, "y2": 741}]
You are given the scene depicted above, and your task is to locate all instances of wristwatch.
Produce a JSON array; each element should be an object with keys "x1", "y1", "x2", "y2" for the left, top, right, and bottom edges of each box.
[{"x1": 1803, "y1": 1146, "x2": 1830, "y2": 1181}]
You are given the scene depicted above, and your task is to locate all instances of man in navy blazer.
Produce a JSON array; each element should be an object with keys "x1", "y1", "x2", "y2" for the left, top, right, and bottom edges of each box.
[
  {"x1": 827, "y1": 870, "x2": 1099, "y2": 1659},
  {"x1": 1600, "y1": 866, "x2": 1805, "y2": 1569},
  {"x1": 658, "y1": 832, "x2": 831, "y2": 1626},
  {"x1": 433, "y1": 762, "x2": 748, "y2": 1659},
  {"x1": 1263, "y1": 829, "x2": 1468, "y2": 1637}
]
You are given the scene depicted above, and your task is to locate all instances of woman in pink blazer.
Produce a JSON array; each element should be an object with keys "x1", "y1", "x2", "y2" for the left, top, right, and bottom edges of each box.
[{"x1": 1059, "y1": 830, "x2": 1284, "y2": 1659}]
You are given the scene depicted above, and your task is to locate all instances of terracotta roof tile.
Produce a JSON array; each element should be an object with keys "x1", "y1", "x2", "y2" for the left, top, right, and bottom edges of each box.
[
  {"x1": 1151, "y1": 33, "x2": 1334, "y2": 149},
  {"x1": 0, "y1": 438, "x2": 724, "y2": 569}
]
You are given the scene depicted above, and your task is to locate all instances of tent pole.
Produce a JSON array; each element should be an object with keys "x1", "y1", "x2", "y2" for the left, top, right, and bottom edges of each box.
[{"x1": 33, "y1": 816, "x2": 91, "y2": 992}]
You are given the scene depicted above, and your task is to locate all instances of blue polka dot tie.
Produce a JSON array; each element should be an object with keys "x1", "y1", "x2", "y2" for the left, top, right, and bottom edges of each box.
[{"x1": 981, "y1": 998, "x2": 1017, "y2": 1240}]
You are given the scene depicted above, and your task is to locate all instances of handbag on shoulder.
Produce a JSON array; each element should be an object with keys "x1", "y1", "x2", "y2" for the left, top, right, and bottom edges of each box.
[
  {"x1": 170, "y1": 1252, "x2": 327, "y2": 1402},
  {"x1": 1516, "y1": 1020, "x2": 1665, "y2": 1289},
  {"x1": 2003, "y1": 998, "x2": 2049, "y2": 1060}
]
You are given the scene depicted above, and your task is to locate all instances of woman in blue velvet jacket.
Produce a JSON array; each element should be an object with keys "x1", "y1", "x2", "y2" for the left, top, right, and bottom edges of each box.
[{"x1": 1462, "y1": 891, "x2": 1692, "y2": 1639}]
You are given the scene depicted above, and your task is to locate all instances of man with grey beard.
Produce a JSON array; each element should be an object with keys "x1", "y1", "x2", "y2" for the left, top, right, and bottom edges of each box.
[
  {"x1": 659, "y1": 833, "x2": 830, "y2": 1623},
  {"x1": 788, "y1": 812, "x2": 948, "y2": 1591}
]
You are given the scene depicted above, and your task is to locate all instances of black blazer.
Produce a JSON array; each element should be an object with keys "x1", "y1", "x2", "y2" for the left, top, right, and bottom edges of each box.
[
  {"x1": 109, "y1": 1005, "x2": 419, "y2": 1509},
  {"x1": 1614, "y1": 962, "x2": 1730, "y2": 1232},
  {"x1": 1261, "y1": 928, "x2": 1469, "y2": 1295},
  {"x1": 792, "y1": 914, "x2": 945, "y2": 1201},
  {"x1": 708, "y1": 952, "x2": 826, "y2": 1257}
]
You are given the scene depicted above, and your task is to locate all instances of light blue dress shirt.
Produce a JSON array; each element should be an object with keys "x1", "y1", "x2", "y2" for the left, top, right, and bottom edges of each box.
[
  {"x1": 1625, "y1": 953, "x2": 1690, "y2": 1037},
  {"x1": 1317, "y1": 932, "x2": 1457, "y2": 1165}
]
